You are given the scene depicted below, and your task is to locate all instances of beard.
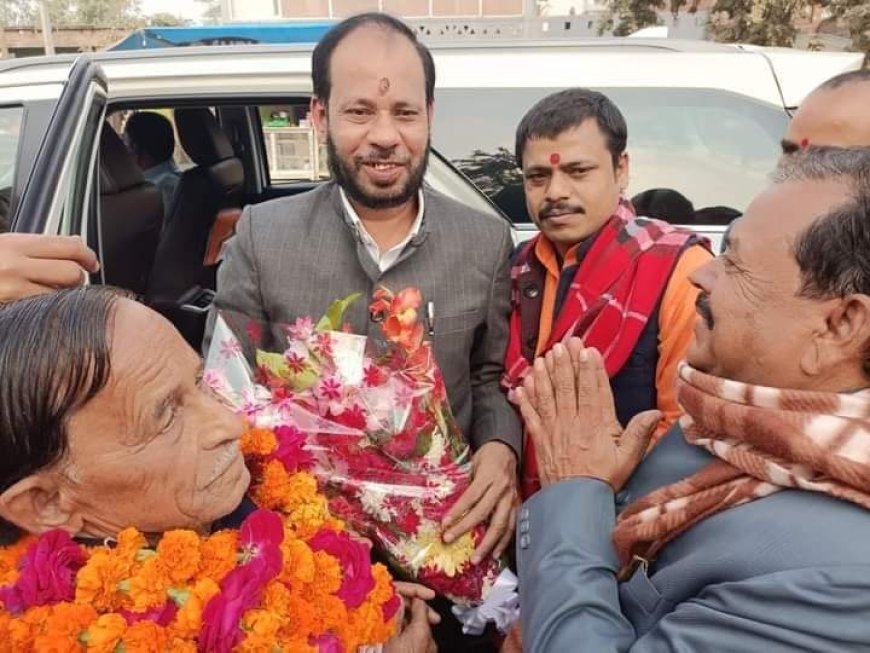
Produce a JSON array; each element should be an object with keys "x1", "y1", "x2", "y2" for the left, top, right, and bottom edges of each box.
[{"x1": 326, "y1": 133, "x2": 429, "y2": 210}]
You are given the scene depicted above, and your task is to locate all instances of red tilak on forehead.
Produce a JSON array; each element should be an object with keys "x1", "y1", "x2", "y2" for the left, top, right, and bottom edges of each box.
[
  {"x1": 549, "y1": 152, "x2": 560, "y2": 165},
  {"x1": 800, "y1": 138, "x2": 810, "y2": 148}
]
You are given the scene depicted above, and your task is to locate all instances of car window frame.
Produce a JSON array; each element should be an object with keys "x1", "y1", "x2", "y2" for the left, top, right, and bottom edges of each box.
[{"x1": 11, "y1": 55, "x2": 107, "y2": 240}]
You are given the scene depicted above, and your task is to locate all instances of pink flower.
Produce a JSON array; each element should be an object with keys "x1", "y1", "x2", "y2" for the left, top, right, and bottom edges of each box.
[
  {"x1": 270, "y1": 425, "x2": 314, "y2": 472},
  {"x1": 382, "y1": 592, "x2": 402, "y2": 623},
  {"x1": 121, "y1": 601, "x2": 178, "y2": 626},
  {"x1": 245, "y1": 320, "x2": 263, "y2": 347},
  {"x1": 286, "y1": 316, "x2": 314, "y2": 341},
  {"x1": 199, "y1": 563, "x2": 269, "y2": 652},
  {"x1": 200, "y1": 510, "x2": 283, "y2": 652},
  {"x1": 313, "y1": 332, "x2": 334, "y2": 356},
  {"x1": 363, "y1": 364, "x2": 386, "y2": 387},
  {"x1": 315, "y1": 376, "x2": 343, "y2": 402},
  {"x1": 308, "y1": 530, "x2": 375, "y2": 609},
  {"x1": 284, "y1": 351, "x2": 307, "y2": 374},
  {"x1": 310, "y1": 632, "x2": 343, "y2": 653},
  {"x1": 239, "y1": 509, "x2": 284, "y2": 577},
  {"x1": 219, "y1": 338, "x2": 242, "y2": 360},
  {"x1": 0, "y1": 530, "x2": 85, "y2": 613}
]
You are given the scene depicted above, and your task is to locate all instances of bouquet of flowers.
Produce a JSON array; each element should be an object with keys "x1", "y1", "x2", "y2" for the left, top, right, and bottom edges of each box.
[
  {"x1": 206, "y1": 287, "x2": 519, "y2": 635},
  {"x1": 0, "y1": 426, "x2": 399, "y2": 652}
]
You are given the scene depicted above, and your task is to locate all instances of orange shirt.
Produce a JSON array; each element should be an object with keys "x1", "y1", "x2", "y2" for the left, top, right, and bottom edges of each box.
[{"x1": 533, "y1": 237, "x2": 712, "y2": 440}]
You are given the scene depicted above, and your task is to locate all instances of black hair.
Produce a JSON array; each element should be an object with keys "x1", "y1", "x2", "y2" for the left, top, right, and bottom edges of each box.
[
  {"x1": 776, "y1": 146, "x2": 870, "y2": 378},
  {"x1": 124, "y1": 111, "x2": 175, "y2": 164},
  {"x1": 0, "y1": 287, "x2": 121, "y2": 543},
  {"x1": 515, "y1": 88, "x2": 628, "y2": 169},
  {"x1": 311, "y1": 13, "x2": 436, "y2": 106},
  {"x1": 817, "y1": 68, "x2": 870, "y2": 92}
]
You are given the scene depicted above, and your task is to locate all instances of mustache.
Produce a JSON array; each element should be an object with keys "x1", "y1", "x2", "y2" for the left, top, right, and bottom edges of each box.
[
  {"x1": 356, "y1": 149, "x2": 410, "y2": 166},
  {"x1": 695, "y1": 292, "x2": 714, "y2": 329},
  {"x1": 539, "y1": 201, "x2": 585, "y2": 220}
]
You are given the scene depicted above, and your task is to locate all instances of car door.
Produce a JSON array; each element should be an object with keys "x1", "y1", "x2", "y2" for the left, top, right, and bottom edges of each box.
[{"x1": 11, "y1": 55, "x2": 107, "y2": 275}]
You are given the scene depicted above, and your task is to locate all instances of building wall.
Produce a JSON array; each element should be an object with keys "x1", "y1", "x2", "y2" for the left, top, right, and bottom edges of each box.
[{"x1": 229, "y1": 0, "x2": 523, "y2": 20}]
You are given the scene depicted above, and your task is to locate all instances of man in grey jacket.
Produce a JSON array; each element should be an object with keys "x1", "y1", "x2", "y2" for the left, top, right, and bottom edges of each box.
[
  {"x1": 211, "y1": 14, "x2": 521, "y2": 649},
  {"x1": 513, "y1": 146, "x2": 870, "y2": 651}
]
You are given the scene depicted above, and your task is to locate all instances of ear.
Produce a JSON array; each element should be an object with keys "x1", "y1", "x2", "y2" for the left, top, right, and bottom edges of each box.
[
  {"x1": 310, "y1": 96, "x2": 328, "y2": 144},
  {"x1": 615, "y1": 152, "x2": 630, "y2": 193},
  {"x1": 811, "y1": 295, "x2": 870, "y2": 380},
  {"x1": 0, "y1": 474, "x2": 83, "y2": 537}
]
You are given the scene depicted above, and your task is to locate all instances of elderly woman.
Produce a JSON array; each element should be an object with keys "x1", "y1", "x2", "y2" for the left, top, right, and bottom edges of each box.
[
  {"x1": 514, "y1": 147, "x2": 870, "y2": 650},
  {"x1": 0, "y1": 287, "x2": 435, "y2": 651}
]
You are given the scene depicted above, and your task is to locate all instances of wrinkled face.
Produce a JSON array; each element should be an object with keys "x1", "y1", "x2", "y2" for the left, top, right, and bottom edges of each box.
[
  {"x1": 59, "y1": 300, "x2": 248, "y2": 537},
  {"x1": 783, "y1": 83, "x2": 870, "y2": 152},
  {"x1": 522, "y1": 119, "x2": 628, "y2": 256},
  {"x1": 313, "y1": 26, "x2": 431, "y2": 210},
  {"x1": 687, "y1": 179, "x2": 848, "y2": 387}
]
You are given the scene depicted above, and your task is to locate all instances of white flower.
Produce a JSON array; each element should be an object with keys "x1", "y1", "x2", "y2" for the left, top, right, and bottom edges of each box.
[{"x1": 360, "y1": 484, "x2": 396, "y2": 522}]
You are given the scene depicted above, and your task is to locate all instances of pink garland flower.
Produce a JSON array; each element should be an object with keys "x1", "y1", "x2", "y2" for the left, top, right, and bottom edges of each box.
[
  {"x1": 0, "y1": 530, "x2": 85, "y2": 614},
  {"x1": 308, "y1": 530, "x2": 375, "y2": 609}
]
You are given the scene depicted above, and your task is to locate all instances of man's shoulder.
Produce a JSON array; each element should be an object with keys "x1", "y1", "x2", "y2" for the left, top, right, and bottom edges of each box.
[
  {"x1": 423, "y1": 186, "x2": 513, "y2": 240},
  {"x1": 243, "y1": 184, "x2": 337, "y2": 233}
]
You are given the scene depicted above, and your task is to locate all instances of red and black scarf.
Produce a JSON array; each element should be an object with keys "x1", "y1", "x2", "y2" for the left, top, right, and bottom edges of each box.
[{"x1": 503, "y1": 200, "x2": 704, "y2": 498}]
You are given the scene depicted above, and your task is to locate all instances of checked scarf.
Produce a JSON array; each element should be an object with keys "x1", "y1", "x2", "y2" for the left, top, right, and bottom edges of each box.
[
  {"x1": 503, "y1": 200, "x2": 702, "y2": 498},
  {"x1": 613, "y1": 363, "x2": 870, "y2": 579}
]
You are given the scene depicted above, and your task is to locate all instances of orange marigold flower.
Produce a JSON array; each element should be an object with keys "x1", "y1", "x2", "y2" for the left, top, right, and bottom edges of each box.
[
  {"x1": 370, "y1": 563, "x2": 395, "y2": 605},
  {"x1": 286, "y1": 497, "x2": 332, "y2": 539},
  {"x1": 275, "y1": 636, "x2": 317, "y2": 653},
  {"x1": 241, "y1": 608, "x2": 284, "y2": 641},
  {"x1": 198, "y1": 531, "x2": 239, "y2": 583},
  {"x1": 128, "y1": 557, "x2": 171, "y2": 612},
  {"x1": 279, "y1": 539, "x2": 315, "y2": 587},
  {"x1": 84, "y1": 613, "x2": 127, "y2": 653},
  {"x1": 168, "y1": 640, "x2": 198, "y2": 653},
  {"x1": 262, "y1": 580, "x2": 292, "y2": 615},
  {"x1": 309, "y1": 550, "x2": 342, "y2": 597},
  {"x1": 171, "y1": 578, "x2": 220, "y2": 640},
  {"x1": 240, "y1": 426, "x2": 278, "y2": 457},
  {"x1": 283, "y1": 592, "x2": 317, "y2": 640},
  {"x1": 249, "y1": 459, "x2": 290, "y2": 510},
  {"x1": 0, "y1": 536, "x2": 33, "y2": 586},
  {"x1": 114, "y1": 528, "x2": 148, "y2": 566},
  {"x1": 39, "y1": 602, "x2": 98, "y2": 642},
  {"x1": 75, "y1": 549, "x2": 130, "y2": 612},
  {"x1": 156, "y1": 529, "x2": 202, "y2": 584},
  {"x1": 120, "y1": 621, "x2": 170, "y2": 653}
]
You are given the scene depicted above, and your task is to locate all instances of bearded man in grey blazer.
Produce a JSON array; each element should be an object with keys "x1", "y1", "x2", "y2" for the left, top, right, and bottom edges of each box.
[{"x1": 210, "y1": 13, "x2": 521, "y2": 649}]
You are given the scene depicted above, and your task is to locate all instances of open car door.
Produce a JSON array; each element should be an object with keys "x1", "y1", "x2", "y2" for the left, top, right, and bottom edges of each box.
[{"x1": 11, "y1": 54, "x2": 107, "y2": 282}]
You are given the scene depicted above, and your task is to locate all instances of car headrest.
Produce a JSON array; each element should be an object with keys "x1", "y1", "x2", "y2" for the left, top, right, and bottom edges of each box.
[
  {"x1": 175, "y1": 108, "x2": 235, "y2": 166},
  {"x1": 631, "y1": 188, "x2": 695, "y2": 225},
  {"x1": 99, "y1": 123, "x2": 145, "y2": 196}
]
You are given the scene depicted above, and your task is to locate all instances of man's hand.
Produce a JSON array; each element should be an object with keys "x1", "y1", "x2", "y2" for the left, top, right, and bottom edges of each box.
[
  {"x1": 393, "y1": 582, "x2": 441, "y2": 626},
  {"x1": 0, "y1": 234, "x2": 99, "y2": 303},
  {"x1": 516, "y1": 339, "x2": 660, "y2": 491},
  {"x1": 441, "y1": 440, "x2": 518, "y2": 564},
  {"x1": 384, "y1": 598, "x2": 438, "y2": 653}
]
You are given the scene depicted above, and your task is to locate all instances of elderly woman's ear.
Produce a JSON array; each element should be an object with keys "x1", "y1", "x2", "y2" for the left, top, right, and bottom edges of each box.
[{"x1": 0, "y1": 473, "x2": 83, "y2": 536}]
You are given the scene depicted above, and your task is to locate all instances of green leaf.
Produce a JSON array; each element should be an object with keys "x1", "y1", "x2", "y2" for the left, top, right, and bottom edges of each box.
[
  {"x1": 315, "y1": 293, "x2": 363, "y2": 332},
  {"x1": 168, "y1": 587, "x2": 191, "y2": 607},
  {"x1": 135, "y1": 548, "x2": 157, "y2": 562},
  {"x1": 414, "y1": 430, "x2": 433, "y2": 458}
]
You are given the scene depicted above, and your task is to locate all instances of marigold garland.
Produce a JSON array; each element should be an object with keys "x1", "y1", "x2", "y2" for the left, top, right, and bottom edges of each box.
[{"x1": 0, "y1": 424, "x2": 399, "y2": 652}]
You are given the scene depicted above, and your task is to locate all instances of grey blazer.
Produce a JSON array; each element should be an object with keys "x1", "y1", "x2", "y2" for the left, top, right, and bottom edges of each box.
[
  {"x1": 208, "y1": 182, "x2": 522, "y2": 454},
  {"x1": 518, "y1": 424, "x2": 870, "y2": 651}
]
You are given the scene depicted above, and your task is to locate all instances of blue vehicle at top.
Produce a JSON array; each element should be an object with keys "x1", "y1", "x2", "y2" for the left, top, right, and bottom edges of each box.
[{"x1": 108, "y1": 23, "x2": 336, "y2": 50}]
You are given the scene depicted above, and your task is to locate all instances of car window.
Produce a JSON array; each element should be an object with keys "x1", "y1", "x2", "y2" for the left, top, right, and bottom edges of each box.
[
  {"x1": 257, "y1": 103, "x2": 329, "y2": 183},
  {"x1": 0, "y1": 106, "x2": 23, "y2": 233},
  {"x1": 432, "y1": 88, "x2": 788, "y2": 227}
]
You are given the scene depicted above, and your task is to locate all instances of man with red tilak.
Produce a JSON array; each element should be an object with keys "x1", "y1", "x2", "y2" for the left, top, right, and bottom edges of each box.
[{"x1": 502, "y1": 89, "x2": 712, "y2": 499}]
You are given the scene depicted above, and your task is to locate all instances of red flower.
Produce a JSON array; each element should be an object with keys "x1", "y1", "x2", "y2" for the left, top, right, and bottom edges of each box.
[
  {"x1": 315, "y1": 376, "x2": 343, "y2": 402},
  {"x1": 382, "y1": 427, "x2": 418, "y2": 460},
  {"x1": 270, "y1": 425, "x2": 314, "y2": 472},
  {"x1": 393, "y1": 509, "x2": 421, "y2": 535},
  {"x1": 313, "y1": 332, "x2": 334, "y2": 356},
  {"x1": 334, "y1": 404, "x2": 367, "y2": 431},
  {"x1": 363, "y1": 364, "x2": 387, "y2": 387},
  {"x1": 308, "y1": 530, "x2": 375, "y2": 609},
  {"x1": 121, "y1": 601, "x2": 178, "y2": 626},
  {"x1": 0, "y1": 530, "x2": 85, "y2": 613},
  {"x1": 284, "y1": 351, "x2": 307, "y2": 374},
  {"x1": 245, "y1": 320, "x2": 263, "y2": 347}
]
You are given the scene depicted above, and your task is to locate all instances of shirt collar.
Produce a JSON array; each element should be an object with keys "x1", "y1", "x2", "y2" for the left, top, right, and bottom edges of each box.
[{"x1": 339, "y1": 188, "x2": 425, "y2": 242}]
